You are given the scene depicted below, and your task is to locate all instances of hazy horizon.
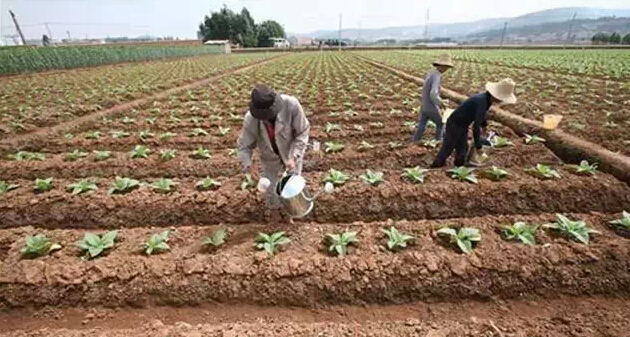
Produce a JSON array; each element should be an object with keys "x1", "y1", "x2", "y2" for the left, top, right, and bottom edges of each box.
[{"x1": 1, "y1": 0, "x2": 629, "y2": 40}]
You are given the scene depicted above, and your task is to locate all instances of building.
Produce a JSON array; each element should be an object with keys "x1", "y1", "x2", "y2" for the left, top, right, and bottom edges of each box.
[
  {"x1": 203, "y1": 40, "x2": 231, "y2": 53},
  {"x1": 270, "y1": 37, "x2": 290, "y2": 48}
]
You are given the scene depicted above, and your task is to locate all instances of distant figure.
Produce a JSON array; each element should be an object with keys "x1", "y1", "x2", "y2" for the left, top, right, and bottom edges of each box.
[
  {"x1": 42, "y1": 34, "x2": 51, "y2": 46},
  {"x1": 412, "y1": 53, "x2": 454, "y2": 143},
  {"x1": 430, "y1": 78, "x2": 517, "y2": 168}
]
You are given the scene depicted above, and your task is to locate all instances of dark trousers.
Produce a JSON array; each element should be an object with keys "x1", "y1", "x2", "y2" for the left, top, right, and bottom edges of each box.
[{"x1": 430, "y1": 123, "x2": 469, "y2": 168}]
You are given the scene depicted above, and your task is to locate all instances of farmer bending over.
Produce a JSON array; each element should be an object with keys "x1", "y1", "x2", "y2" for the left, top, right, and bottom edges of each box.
[
  {"x1": 237, "y1": 84, "x2": 311, "y2": 221},
  {"x1": 430, "y1": 78, "x2": 517, "y2": 168},
  {"x1": 412, "y1": 53, "x2": 454, "y2": 142}
]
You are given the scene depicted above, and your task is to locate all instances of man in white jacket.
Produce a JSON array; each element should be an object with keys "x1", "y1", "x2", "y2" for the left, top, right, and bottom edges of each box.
[{"x1": 237, "y1": 84, "x2": 311, "y2": 219}]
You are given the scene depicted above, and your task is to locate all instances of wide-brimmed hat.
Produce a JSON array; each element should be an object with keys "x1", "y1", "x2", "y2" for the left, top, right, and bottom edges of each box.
[
  {"x1": 485, "y1": 78, "x2": 517, "y2": 104},
  {"x1": 433, "y1": 53, "x2": 454, "y2": 68},
  {"x1": 250, "y1": 84, "x2": 283, "y2": 120}
]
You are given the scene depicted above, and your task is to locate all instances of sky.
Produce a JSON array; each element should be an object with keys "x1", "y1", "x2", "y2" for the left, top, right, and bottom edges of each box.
[{"x1": 1, "y1": 0, "x2": 629, "y2": 40}]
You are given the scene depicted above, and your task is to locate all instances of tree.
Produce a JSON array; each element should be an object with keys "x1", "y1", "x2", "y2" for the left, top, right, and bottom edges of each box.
[
  {"x1": 610, "y1": 32, "x2": 622, "y2": 44},
  {"x1": 234, "y1": 8, "x2": 257, "y2": 47},
  {"x1": 256, "y1": 20, "x2": 285, "y2": 47},
  {"x1": 623, "y1": 34, "x2": 630, "y2": 45},
  {"x1": 592, "y1": 32, "x2": 610, "y2": 44}
]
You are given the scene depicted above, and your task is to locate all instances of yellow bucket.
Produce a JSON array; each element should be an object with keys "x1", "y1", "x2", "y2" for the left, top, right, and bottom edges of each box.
[
  {"x1": 442, "y1": 108, "x2": 455, "y2": 123},
  {"x1": 543, "y1": 114, "x2": 563, "y2": 130}
]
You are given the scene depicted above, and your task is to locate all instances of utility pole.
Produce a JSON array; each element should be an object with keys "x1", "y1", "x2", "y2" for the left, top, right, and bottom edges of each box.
[
  {"x1": 338, "y1": 13, "x2": 342, "y2": 51},
  {"x1": 44, "y1": 22, "x2": 54, "y2": 40},
  {"x1": 567, "y1": 12, "x2": 577, "y2": 45},
  {"x1": 9, "y1": 9, "x2": 27, "y2": 45},
  {"x1": 500, "y1": 22, "x2": 508, "y2": 47},
  {"x1": 424, "y1": 8, "x2": 430, "y2": 41},
  {"x1": 66, "y1": 30, "x2": 71, "y2": 40}
]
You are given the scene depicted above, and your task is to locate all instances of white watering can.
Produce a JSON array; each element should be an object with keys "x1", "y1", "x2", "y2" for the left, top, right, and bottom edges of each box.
[{"x1": 258, "y1": 174, "x2": 334, "y2": 219}]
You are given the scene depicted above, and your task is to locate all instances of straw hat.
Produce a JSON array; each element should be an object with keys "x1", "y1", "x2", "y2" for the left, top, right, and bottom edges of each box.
[
  {"x1": 485, "y1": 78, "x2": 517, "y2": 104},
  {"x1": 433, "y1": 53, "x2": 454, "y2": 68}
]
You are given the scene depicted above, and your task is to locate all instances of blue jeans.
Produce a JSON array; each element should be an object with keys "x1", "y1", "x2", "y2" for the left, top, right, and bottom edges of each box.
[{"x1": 412, "y1": 110, "x2": 444, "y2": 142}]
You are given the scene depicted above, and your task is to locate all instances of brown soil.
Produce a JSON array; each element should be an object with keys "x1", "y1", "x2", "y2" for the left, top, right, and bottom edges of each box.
[{"x1": 0, "y1": 213, "x2": 629, "y2": 310}]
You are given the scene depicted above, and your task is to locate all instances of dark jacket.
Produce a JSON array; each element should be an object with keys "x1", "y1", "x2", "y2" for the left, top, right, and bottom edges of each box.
[{"x1": 447, "y1": 92, "x2": 492, "y2": 149}]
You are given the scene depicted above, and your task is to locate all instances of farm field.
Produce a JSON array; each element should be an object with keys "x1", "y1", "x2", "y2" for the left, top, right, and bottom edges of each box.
[
  {"x1": 357, "y1": 49, "x2": 630, "y2": 156},
  {"x1": 1, "y1": 51, "x2": 630, "y2": 336}
]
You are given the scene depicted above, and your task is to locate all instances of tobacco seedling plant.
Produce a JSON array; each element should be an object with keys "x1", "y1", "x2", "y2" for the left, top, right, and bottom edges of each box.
[
  {"x1": 255, "y1": 232, "x2": 290, "y2": 255},
  {"x1": 241, "y1": 173, "x2": 255, "y2": 190},
  {"x1": 327, "y1": 231, "x2": 358, "y2": 256},
  {"x1": 382, "y1": 227, "x2": 414, "y2": 251},
  {"x1": 151, "y1": 178, "x2": 177, "y2": 193},
  {"x1": 325, "y1": 123, "x2": 341, "y2": 133},
  {"x1": 68, "y1": 180, "x2": 98, "y2": 195},
  {"x1": 325, "y1": 141, "x2": 344, "y2": 154},
  {"x1": 143, "y1": 230, "x2": 170, "y2": 255},
  {"x1": 34, "y1": 178, "x2": 53, "y2": 192},
  {"x1": 503, "y1": 222, "x2": 538, "y2": 245},
  {"x1": 524, "y1": 134, "x2": 546, "y2": 144},
  {"x1": 190, "y1": 128, "x2": 208, "y2": 137},
  {"x1": 423, "y1": 139, "x2": 439, "y2": 148},
  {"x1": 544, "y1": 214, "x2": 600, "y2": 244},
  {"x1": 85, "y1": 131, "x2": 101, "y2": 140},
  {"x1": 21, "y1": 234, "x2": 62, "y2": 257},
  {"x1": 64, "y1": 150, "x2": 88, "y2": 162},
  {"x1": 159, "y1": 132, "x2": 177, "y2": 141},
  {"x1": 361, "y1": 170, "x2": 384, "y2": 186},
  {"x1": 436, "y1": 227, "x2": 481, "y2": 254},
  {"x1": 9, "y1": 151, "x2": 45, "y2": 161},
  {"x1": 76, "y1": 231, "x2": 118, "y2": 259},
  {"x1": 204, "y1": 229, "x2": 227, "y2": 247},
  {"x1": 218, "y1": 127, "x2": 231, "y2": 136},
  {"x1": 93, "y1": 150, "x2": 111, "y2": 161},
  {"x1": 323, "y1": 169, "x2": 350, "y2": 186},
  {"x1": 196, "y1": 177, "x2": 222, "y2": 191},
  {"x1": 130, "y1": 145, "x2": 151, "y2": 159},
  {"x1": 448, "y1": 167, "x2": 478, "y2": 184},
  {"x1": 109, "y1": 176, "x2": 140, "y2": 195},
  {"x1": 610, "y1": 211, "x2": 630, "y2": 230},
  {"x1": 529, "y1": 164, "x2": 561, "y2": 179},
  {"x1": 111, "y1": 131, "x2": 130, "y2": 138},
  {"x1": 403, "y1": 166, "x2": 428, "y2": 184},
  {"x1": 389, "y1": 142, "x2": 403, "y2": 149},
  {"x1": 139, "y1": 130, "x2": 154, "y2": 141},
  {"x1": 486, "y1": 166, "x2": 509, "y2": 181},
  {"x1": 358, "y1": 141, "x2": 374, "y2": 151},
  {"x1": 0, "y1": 180, "x2": 19, "y2": 194},
  {"x1": 160, "y1": 149, "x2": 176, "y2": 161},
  {"x1": 491, "y1": 136, "x2": 513, "y2": 148},
  {"x1": 574, "y1": 160, "x2": 597, "y2": 175},
  {"x1": 191, "y1": 147, "x2": 211, "y2": 160}
]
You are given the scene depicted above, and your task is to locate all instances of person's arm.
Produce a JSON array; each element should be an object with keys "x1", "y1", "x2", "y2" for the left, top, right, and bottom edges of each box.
[
  {"x1": 237, "y1": 114, "x2": 257, "y2": 172},
  {"x1": 290, "y1": 99, "x2": 310, "y2": 160},
  {"x1": 429, "y1": 73, "x2": 445, "y2": 109},
  {"x1": 473, "y1": 102, "x2": 486, "y2": 150}
]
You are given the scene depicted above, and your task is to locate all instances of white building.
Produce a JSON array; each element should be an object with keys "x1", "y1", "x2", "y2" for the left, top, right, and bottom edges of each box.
[{"x1": 270, "y1": 37, "x2": 290, "y2": 48}]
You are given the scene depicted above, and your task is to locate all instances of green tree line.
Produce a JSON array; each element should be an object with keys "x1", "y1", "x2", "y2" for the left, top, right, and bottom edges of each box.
[
  {"x1": 197, "y1": 6, "x2": 286, "y2": 48},
  {"x1": 592, "y1": 32, "x2": 630, "y2": 44}
]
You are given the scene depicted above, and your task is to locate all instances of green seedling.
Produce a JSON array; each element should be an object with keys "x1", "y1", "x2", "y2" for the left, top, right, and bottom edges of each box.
[
  {"x1": 218, "y1": 127, "x2": 231, "y2": 136},
  {"x1": 110, "y1": 130, "x2": 130, "y2": 138},
  {"x1": 109, "y1": 176, "x2": 140, "y2": 195},
  {"x1": 190, "y1": 147, "x2": 211, "y2": 160},
  {"x1": 204, "y1": 229, "x2": 227, "y2": 247},
  {"x1": 0, "y1": 180, "x2": 19, "y2": 194},
  {"x1": 610, "y1": 211, "x2": 630, "y2": 230},
  {"x1": 228, "y1": 148, "x2": 238, "y2": 157},
  {"x1": 196, "y1": 177, "x2": 222, "y2": 191},
  {"x1": 323, "y1": 169, "x2": 349, "y2": 186},
  {"x1": 168, "y1": 115, "x2": 181, "y2": 124},
  {"x1": 324, "y1": 141, "x2": 344, "y2": 154},
  {"x1": 389, "y1": 142, "x2": 403, "y2": 149},
  {"x1": 151, "y1": 178, "x2": 178, "y2": 193},
  {"x1": 573, "y1": 160, "x2": 597, "y2": 175},
  {"x1": 353, "y1": 124, "x2": 364, "y2": 132},
  {"x1": 544, "y1": 214, "x2": 600, "y2": 244},
  {"x1": 503, "y1": 222, "x2": 538, "y2": 245},
  {"x1": 9, "y1": 151, "x2": 45, "y2": 161},
  {"x1": 159, "y1": 132, "x2": 177, "y2": 141},
  {"x1": 76, "y1": 231, "x2": 118, "y2": 259},
  {"x1": 34, "y1": 178, "x2": 53, "y2": 192},
  {"x1": 436, "y1": 227, "x2": 481, "y2": 254},
  {"x1": 491, "y1": 136, "x2": 513, "y2": 148},
  {"x1": 85, "y1": 131, "x2": 101, "y2": 140},
  {"x1": 130, "y1": 145, "x2": 151, "y2": 159},
  {"x1": 528, "y1": 164, "x2": 561, "y2": 179},
  {"x1": 121, "y1": 116, "x2": 135, "y2": 124},
  {"x1": 143, "y1": 230, "x2": 170, "y2": 255},
  {"x1": 485, "y1": 166, "x2": 509, "y2": 181},
  {"x1": 370, "y1": 122, "x2": 384, "y2": 128},
  {"x1": 423, "y1": 139, "x2": 439, "y2": 148},
  {"x1": 68, "y1": 180, "x2": 97, "y2": 195},
  {"x1": 21, "y1": 234, "x2": 62, "y2": 257},
  {"x1": 327, "y1": 231, "x2": 358, "y2": 256},
  {"x1": 524, "y1": 134, "x2": 546, "y2": 144},
  {"x1": 402, "y1": 166, "x2": 428, "y2": 184},
  {"x1": 139, "y1": 130, "x2": 154, "y2": 141},
  {"x1": 229, "y1": 113, "x2": 243, "y2": 121},
  {"x1": 448, "y1": 167, "x2": 478, "y2": 184},
  {"x1": 190, "y1": 128, "x2": 208, "y2": 137},
  {"x1": 93, "y1": 150, "x2": 111, "y2": 161},
  {"x1": 382, "y1": 227, "x2": 414, "y2": 251},
  {"x1": 328, "y1": 112, "x2": 340, "y2": 117},
  {"x1": 64, "y1": 149, "x2": 88, "y2": 162},
  {"x1": 255, "y1": 232, "x2": 290, "y2": 255},
  {"x1": 360, "y1": 170, "x2": 384, "y2": 186},
  {"x1": 145, "y1": 117, "x2": 157, "y2": 125},
  {"x1": 241, "y1": 173, "x2": 255, "y2": 190},
  {"x1": 404, "y1": 121, "x2": 417, "y2": 130},
  {"x1": 325, "y1": 122, "x2": 341, "y2": 133},
  {"x1": 159, "y1": 149, "x2": 176, "y2": 161},
  {"x1": 358, "y1": 141, "x2": 374, "y2": 151}
]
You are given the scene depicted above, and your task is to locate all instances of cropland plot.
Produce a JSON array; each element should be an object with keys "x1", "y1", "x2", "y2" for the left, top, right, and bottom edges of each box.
[
  {"x1": 357, "y1": 50, "x2": 630, "y2": 155},
  {"x1": 1, "y1": 51, "x2": 630, "y2": 337},
  {"x1": 0, "y1": 53, "x2": 275, "y2": 137}
]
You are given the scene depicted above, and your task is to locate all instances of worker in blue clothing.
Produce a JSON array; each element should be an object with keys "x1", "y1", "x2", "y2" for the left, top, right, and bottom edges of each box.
[{"x1": 430, "y1": 78, "x2": 517, "y2": 168}]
